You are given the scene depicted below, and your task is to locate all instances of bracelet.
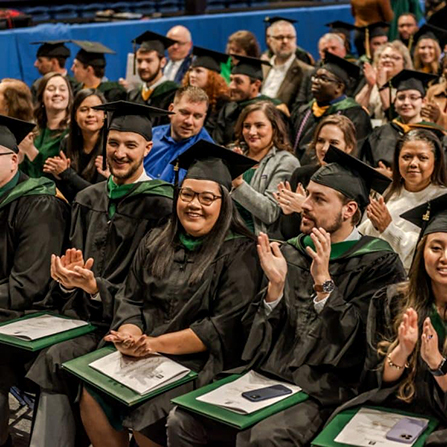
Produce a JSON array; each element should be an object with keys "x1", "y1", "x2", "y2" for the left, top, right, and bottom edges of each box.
[{"x1": 387, "y1": 353, "x2": 409, "y2": 370}]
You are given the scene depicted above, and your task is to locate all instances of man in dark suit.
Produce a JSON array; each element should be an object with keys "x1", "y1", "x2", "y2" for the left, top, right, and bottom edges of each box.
[
  {"x1": 164, "y1": 25, "x2": 193, "y2": 85},
  {"x1": 262, "y1": 19, "x2": 313, "y2": 110}
]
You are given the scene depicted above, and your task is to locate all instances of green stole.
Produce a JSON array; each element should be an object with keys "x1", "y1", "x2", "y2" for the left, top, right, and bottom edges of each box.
[
  {"x1": 301, "y1": 235, "x2": 358, "y2": 260},
  {"x1": 430, "y1": 304, "x2": 447, "y2": 344},
  {"x1": 0, "y1": 171, "x2": 19, "y2": 198},
  {"x1": 179, "y1": 232, "x2": 204, "y2": 251},
  {"x1": 107, "y1": 177, "x2": 136, "y2": 218}
]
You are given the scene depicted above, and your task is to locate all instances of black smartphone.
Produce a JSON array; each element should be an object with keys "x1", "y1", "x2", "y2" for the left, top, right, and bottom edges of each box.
[{"x1": 241, "y1": 384, "x2": 292, "y2": 402}]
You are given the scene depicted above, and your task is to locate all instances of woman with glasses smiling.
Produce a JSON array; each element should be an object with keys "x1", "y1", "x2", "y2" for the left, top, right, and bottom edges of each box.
[
  {"x1": 356, "y1": 41, "x2": 413, "y2": 123},
  {"x1": 360, "y1": 69, "x2": 445, "y2": 173},
  {"x1": 80, "y1": 140, "x2": 263, "y2": 447}
]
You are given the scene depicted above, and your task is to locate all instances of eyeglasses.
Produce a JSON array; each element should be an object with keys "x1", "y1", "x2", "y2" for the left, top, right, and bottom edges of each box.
[
  {"x1": 0, "y1": 152, "x2": 14, "y2": 157},
  {"x1": 395, "y1": 94, "x2": 423, "y2": 102},
  {"x1": 270, "y1": 35, "x2": 296, "y2": 41},
  {"x1": 380, "y1": 54, "x2": 403, "y2": 61},
  {"x1": 178, "y1": 187, "x2": 222, "y2": 206},
  {"x1": 311, "y1": 75, "x2": 340, "y2": 84}
]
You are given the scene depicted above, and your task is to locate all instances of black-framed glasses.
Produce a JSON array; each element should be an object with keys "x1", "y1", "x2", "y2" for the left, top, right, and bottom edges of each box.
[
  {"x1": 311, "y1": 75, "x2": 339, "y2": 84},
  {"x1": 178, "y1": 187, "x2": 222, "y2": 206},
  {"x1": 0, "y1": 152, "x2": 14, "y2": 157}
]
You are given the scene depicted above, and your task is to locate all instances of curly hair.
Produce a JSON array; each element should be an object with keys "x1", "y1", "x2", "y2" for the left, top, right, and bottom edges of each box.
[
  {"x1": 182, "y1": 69, "x2": 229, "y2": 113},
  {"x1": 414, "y1": 37, "x2": 441, "y2": 75},
  {"x1": 234, "y1": 101, "x2": 292, "y2": 152},
  {"x1": 0, "y1": 79, "x2": 34, "y2": 122},
  {"x1": 34, "y1": 72, "x2": 73, "y2": 134}
]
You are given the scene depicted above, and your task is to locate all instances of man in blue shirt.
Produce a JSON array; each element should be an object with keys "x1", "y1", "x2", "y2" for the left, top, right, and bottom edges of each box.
[{"x1": 144, "y1": 86, "x2": 214, "y2": 184}]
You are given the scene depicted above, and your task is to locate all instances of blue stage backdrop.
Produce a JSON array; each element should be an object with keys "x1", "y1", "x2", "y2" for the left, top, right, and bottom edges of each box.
[{"x1": 2, "y1": 5, "x2": 354, "y2": 86}]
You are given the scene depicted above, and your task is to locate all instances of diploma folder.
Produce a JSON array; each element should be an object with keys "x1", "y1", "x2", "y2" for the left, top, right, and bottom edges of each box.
[
  {"x1": 311, "y1": 406, "x2": 439, "y2": 447},
  {"x1": 0, "y1": 312, "x2": 96, "y2": 351},
  {"x1": 171, "y1": 374, "x2": 309, "y2": 430},
  {"x1": 62, "y1": 346, "x2": 198, "y2": 407}
]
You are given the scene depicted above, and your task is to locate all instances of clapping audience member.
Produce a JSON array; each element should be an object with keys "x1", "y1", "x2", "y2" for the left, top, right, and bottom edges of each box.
[
  {"x1": 335, "y1": 194, "x2": 447, "y2": 442},
  {"x1": 275, "y1": 115, "x2": 357, "y2": 240},
  {"x1": 423, "y1": 55, "x2": 447, "y2": 128},
  {"x1": 43, "y1": 89, "x2": 107, "y2": 202},
  {"x1": 80, "y1": 142, "x2": 263, "y2": 447},
  {"x1": 359, "y1": 130, "x2": 447, "y2": 272},
  {"x1": 20, "y1": 72, "x2": 72, "y2": 178},
  {"x1": 360, "y1": 70, "x2": 444, "y2": 171},
  {"x1": 355, "y1": 41, "x2": 413, "y2": 123},
  {"x1": 413, "y1": 25, "x2": 445, "y2": 76},
  {"x1": 231, "y1": 101, "x2": 299, "y2": 234}
]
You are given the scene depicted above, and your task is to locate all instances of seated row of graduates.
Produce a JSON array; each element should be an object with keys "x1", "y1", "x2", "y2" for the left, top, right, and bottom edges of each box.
[{"x1": 1, "y1": 99, "x2": 447, "y2": 447}]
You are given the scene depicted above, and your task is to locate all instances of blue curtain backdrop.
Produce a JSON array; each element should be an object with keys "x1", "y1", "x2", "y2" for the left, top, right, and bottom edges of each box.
[{"x1": 3, "y1": 5, "x2": 356, "y2": 86}]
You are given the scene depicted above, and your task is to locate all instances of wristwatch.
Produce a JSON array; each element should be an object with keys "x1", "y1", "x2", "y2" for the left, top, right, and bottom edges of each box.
[
  {"x1": 429, "y1": 357, "x2": 447, "y2": 376},
  {"x1": 313, "y1": 279, "x2": 335, "y2": 294}
]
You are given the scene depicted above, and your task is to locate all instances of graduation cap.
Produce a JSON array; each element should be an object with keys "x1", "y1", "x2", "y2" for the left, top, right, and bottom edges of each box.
[
  {"x1": 389, "y1": 69, "x2": 437, "y2": 96},
  {"x1": 311, "y1": 145, "x2": 391, "y2": 210},
  {"x1": 133, "y1": 30, "x2": 177, "y2": 55},
  {"x1": 0, "y1": 114, "x2": 35, "y2": 154},
  {"x1": 31, "y1": 40, "x2": 71, "y2": 59},
  {"x1": 401, "y1": 193, "x2": 447, "y2": 240},
  {"x1": 72, "y1": 40, "x2": 115, "y2": 68},
  {"x1": 191, "y1": 46, "x2": 229, "y2": 73},
  {"x1": 325, "y1": 21, "x2": 356, "y2": 38},
  {"x1": 357, "y1": 21, "x2": 389, "y2": 59},
  {"x1": 264, "y1": 16, "x2": 297, "y2": 27},
  {"x1": 93, "y1": 101, "x2": 173, "y2": 170},
  {"x1": 414, "y1": 24, "x2": 447, "y2": 49},
  {"x1": 322, "y1": 51, "x2": 361, "y2": 84},
  {"x1": 171, "y1": 139, "x2": 257, "y2": 190},
  {"x1": 230, "y1": 54, "x2": 270, "y2": 81}
]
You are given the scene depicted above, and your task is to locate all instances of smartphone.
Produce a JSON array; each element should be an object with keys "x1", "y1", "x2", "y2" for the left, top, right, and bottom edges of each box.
[
  {"x1": 241, "y1": 384, "x2": 292, "y2": 402},
  {"x1": 385, "y1": 417, "x2": 429, "y2": 444}
]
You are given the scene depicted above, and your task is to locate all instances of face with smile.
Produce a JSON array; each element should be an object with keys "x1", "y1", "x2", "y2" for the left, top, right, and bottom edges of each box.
[
  {"x1": 399, "y1": 140, "x2": 435, "y2": 192},
  {"x1": 418, "y1": 39, "x2": 436, "y2": 65},
  {"x1": 424, "y1": 232, "x2": 447, "y2": 287},
  {"x1": 394, "y1": 88, "x2": 423, "y2": 124},
  {"x1": 300, "y1": 181, "x2": 356, "y2": 236},
  {"x1": 76, "y1": 95, "x2": 104, "y2": 133},
  {"x1": 242, "y1": 109, "x2": 273, "y2": 155},
  {"x1": 379, "y1": 47, "x2": 405, "y2": 77},
  {"x1": 315, "y1": 124, "x2": 352, "y2": 165},
  {"x1": 106, "y1": 130, "x2": 152, "y2": 185},
  {"x1": 43, "y1": 76, "x2": 69, "y2": 112},
  {"x1": 188, "y1": 67, "x2": 209, "y2": 89},
  {"x1": 229, "y1": 74, "x2": 259, "y2": 102},
  {"x1": 177, "y1": 178, "x2": 222, "y2": 237},
  {"x1": 169, "y1": 96, "x2": 207, "y2": 141},
  {"x1": 136, "y1": 49, "x2": 165, "y2": 85}
]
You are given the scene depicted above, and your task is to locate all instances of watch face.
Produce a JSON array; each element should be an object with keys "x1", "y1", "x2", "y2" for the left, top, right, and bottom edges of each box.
[{"x1": 322, "y1": 280, "x2": 335, "y2": 293}]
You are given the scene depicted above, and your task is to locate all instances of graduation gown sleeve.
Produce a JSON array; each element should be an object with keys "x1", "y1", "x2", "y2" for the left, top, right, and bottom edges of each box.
[{"x1": 0, "y1": 195, "x2": 68, "y2": 313}]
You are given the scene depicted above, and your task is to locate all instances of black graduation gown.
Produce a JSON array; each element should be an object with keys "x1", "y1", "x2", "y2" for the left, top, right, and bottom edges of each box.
[
  {"x1": 291, "y1": 97, "x2": 372, "y2": 162},
  {"x1": 97, "y1": 81, "x2": 127, "y2": 103},
  {"x1": 327, "y1": 284, "x2": 447, "y2": 446},
  {"x1": 127, "y1": 81, "x2": 179, "y2": 127},
  {"x1": 236, "y1": 235, "x2": 406, "y2": 446},
  {"x1": 110, "y1": 235, "x2": 263, "y2": 434},
  {"x1": 25, "y1": 180, "x2": 173, "y2": 395},
  {"x1": 0, "y1": 172, "x2": 69, "y2": 321},
  {"x1": 203, "y1": 96, "x2": 230, "y2": 137}
]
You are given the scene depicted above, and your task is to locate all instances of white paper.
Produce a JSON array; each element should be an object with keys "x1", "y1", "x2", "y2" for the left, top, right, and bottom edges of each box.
[
  {"x1": 0, "y1": 315, "x2": 88, "y2": 340},
  {"x1": 334, "y1": 407, "x2": 429, "y2": 447},
  {"x1": 89, "y1": 351, "x2": 191, "y2": 395},
  {"x1": 196, "y1": 371, "x2": 301, "y2": 414},
  {"x1": 124, "y1": 53, "x2": 143, "y2": 90}
]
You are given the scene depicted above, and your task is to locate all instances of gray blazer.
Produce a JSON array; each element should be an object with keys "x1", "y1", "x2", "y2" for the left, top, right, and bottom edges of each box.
[{"x1": 231, "y1": 147, "x2": 300, "y2": 234}]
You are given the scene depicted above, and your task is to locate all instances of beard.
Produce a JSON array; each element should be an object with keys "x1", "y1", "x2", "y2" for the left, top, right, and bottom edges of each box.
[
  {"x1": 108, "y1": 156, "x2": 142, "y2": 182},
  {"x1": 138, "y1": 59, "x2": 161, "y2": 84},
  {"x1": 300, "y1": 210, "x2": 344, "y2": 235}
]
